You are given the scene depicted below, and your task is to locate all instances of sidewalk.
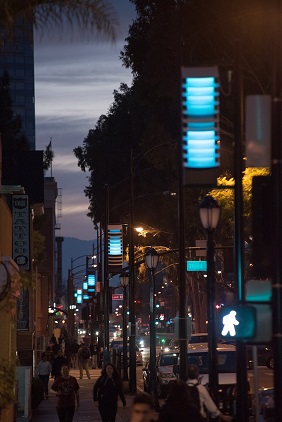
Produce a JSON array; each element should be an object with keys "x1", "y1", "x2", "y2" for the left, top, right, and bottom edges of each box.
[{"x1": 31, "y1": 368, "x2": 134, "y2": 421}]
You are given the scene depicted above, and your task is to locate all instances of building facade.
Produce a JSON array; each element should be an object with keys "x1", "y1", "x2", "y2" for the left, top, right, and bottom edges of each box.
[{"x1": 0, "y1": 19, "x2": 35, "y2": 149}]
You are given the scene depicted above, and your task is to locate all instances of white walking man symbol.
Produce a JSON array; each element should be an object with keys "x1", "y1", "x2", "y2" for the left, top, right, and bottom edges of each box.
[{"x1": 221, "y1": 310, "x2": 239, "y2": 337}]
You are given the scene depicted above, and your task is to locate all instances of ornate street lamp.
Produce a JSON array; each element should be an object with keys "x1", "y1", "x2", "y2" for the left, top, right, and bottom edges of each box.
[
  {"x1": 199, "y1": 195, "x2": 220, "y2": 404},
  {"x1": 144, "y1": 248, "x2": 159, "y2": 409},
  {"x1": 119, "y1": 272, "x2": 129, "y2": 383}
]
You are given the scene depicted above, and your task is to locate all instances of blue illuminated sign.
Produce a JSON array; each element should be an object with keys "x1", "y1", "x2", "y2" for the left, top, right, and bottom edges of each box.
[
  {"x1": 107, "y1": 224, "x2": 123, "y2": 273},
  {"x1": 181, "y1": 67, "x2": 220, "y2": 170},
  {"x1": 87, "y1": 273, "x2": 96, "y2": 286},
  {"x1": 186, "y1": 260, "x2": 207, "y2": 272},
  {"x1": 87, "y1": 272, "x2": 96, "y2": 293},
  {"x1": 83, "y1": 281, "x2": 88, "y2": 290}
]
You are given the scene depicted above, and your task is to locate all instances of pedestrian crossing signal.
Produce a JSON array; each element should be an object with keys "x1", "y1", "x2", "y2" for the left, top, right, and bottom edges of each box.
[{"x1": 220, "y1": 305, "x2": 256, "y2": 340}]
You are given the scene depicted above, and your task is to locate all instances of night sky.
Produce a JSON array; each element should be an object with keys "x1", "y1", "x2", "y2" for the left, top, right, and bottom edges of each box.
[{"x1": 34, "y1": 0, "x2": 135, "y2": 240}]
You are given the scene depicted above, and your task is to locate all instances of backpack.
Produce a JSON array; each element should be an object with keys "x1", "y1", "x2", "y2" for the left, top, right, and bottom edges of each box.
[
  {"x1": 187, "y1": 382, "x2": 201, "y2": 413},
  {"x1": 81, "y1": 347, "x2": 90, "y2": 360}
]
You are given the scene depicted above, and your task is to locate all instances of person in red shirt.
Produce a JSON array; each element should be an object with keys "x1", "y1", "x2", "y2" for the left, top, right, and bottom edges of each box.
[{"x1": 51, "y1": 365, "x2": 80, "y2": 422}]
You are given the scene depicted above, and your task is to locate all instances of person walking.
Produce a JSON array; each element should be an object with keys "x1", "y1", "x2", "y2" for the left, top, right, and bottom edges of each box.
[
  {"x1": 51, "y1": 349, "x2": 68, "y2": 379},
  {"x1": 90, "y1": 340, "x2": 99, "y2": 369},
  {"x1": 51, "y1": 365, "x2": 80, "y2": 422},
  {"x1": 130, "y1": 393, "x2": 154, "y2": 422},
  {"x1": 37, "y1": 353, "x2": 52, "y2": 399},
  {"x1": 77, "y1": 344, "x2": 91, "y2": 379},
  {"x1": 158, "y1": 379, "x2": 201, "y2": 422},
  {"x1": 70, "y1": 339, "x2": 80, "y2": 369},
  {"x1": 186, "y1": 364, "x2": 232, "y2": 421},
  {"x1": 93, "y1": 363, "x2": 126, "y2": 422}
]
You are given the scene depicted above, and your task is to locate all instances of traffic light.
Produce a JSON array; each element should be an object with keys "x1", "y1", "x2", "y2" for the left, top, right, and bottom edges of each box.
[{"x1": 219, "y1": 305, "x2": 256, "y2": 340}]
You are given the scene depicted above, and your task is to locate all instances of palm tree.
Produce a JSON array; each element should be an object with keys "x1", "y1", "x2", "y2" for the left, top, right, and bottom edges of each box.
[{"x1": 0, "y1": 0, "x2": 117, "y2": 40}]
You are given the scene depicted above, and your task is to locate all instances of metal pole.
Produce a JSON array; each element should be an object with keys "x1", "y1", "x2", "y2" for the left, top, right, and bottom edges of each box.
[
  {"x1": 207, "y1": 230, "x2": 218, "y2": 405},
  {"x1": 177, "y1": 2, "x2": 187, "y2": 382},
  {"x1": 129, "y1": 150, "x2": 137, "y2": 394},
  {"x1": 103, "y1": 185, "x2": 109, "y2": 350},
  {"x1": 122, "y1": 286, "x2": 129, "y2": 381},
  {"x1": 149, "y1": 269, "x2": 159, "y2": 409},
  {"x1": 272, "y1": 1, "x2": 282, "y2": 420},
  {"x1": 67, "y1": 269, "x2": 74, "y2": 339},
  {"x1": 234, "y1": 40, "x2": 248, "y2": 421}
]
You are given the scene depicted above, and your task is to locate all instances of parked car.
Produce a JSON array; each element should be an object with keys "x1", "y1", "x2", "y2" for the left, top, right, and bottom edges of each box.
[
  {"x1": 189, "y1": 333, "x2": 208, "y2": 344},
  {"x1": 221, "y1": 341, "x2": 274, "y2": 369},
  {"x1": 143, "y1": 350, "x2": 179, "y2": 398},
  {"x1": 116, "y1": 344, "x2": 143, "y2": 366},
  {"x1": 247, "y1": 346, "x2": 273, "y2": 369},
  {"x1": 169, "y1": 333, "x2": 209, "y2": 351}
]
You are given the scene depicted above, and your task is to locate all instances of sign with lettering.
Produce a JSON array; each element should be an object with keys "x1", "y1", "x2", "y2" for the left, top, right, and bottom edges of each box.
[
  {"x1": 12, "y1": 195, "x2": 30, "y2": 270},
  {"x1": 112, "y1": 294, "x2": 123, "y2": 301}
]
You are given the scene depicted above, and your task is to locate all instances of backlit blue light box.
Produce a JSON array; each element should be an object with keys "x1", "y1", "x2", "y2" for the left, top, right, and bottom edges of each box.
[
  {"x1": 186, "y1": 260, "x2": 207, "y2": 272},
  {"x1": 107, "y1": 225, "x2": 124, "y2": 273},
  {"x1": 181, "y1": 67, "x2": 220, "y2": 169},
  {"x1": 108, "y1": 230, "x2": 122, "y2": 255},
  {"x1": 87, "y1": 273, "x2": 96, "y2": 287}
]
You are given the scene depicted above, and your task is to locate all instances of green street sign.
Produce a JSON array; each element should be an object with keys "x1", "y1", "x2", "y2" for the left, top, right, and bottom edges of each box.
[{"x1": 220, "y1": 305, "x2": 256, "y2": 340}]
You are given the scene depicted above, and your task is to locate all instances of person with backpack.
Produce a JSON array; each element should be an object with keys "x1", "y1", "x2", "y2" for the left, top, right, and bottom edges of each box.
[
  {"x1": 93, "y1": 363, "x2": 126, "y2": 421},
  {"x1": 158, "y1": 379, "x2": 200, "y2": 422},
  {"x1": 77, "y1": 344, "x2": 91, "y2": 379},
  {"x1": 187, "y1": 364, "x2": 232, "y2": 421},
  {"x1": 51, "y1": 349, "x2": 69, "y2": 379}
]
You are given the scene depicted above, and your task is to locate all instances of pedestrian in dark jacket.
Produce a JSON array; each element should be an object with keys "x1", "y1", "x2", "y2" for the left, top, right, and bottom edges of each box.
[
  {"x1": 51, "y1": 349, "x2": 68, "y2": 379},
  {"x1": 158, "y1": 380, "x2": 201, "y2": 422},
  {"x1": 93, "y1": 363, "x2": 126, "y2": 422},
  {"x1": 77, "y1": 345, "x2": 91, "y2": 379},
  {"x1": 70, "y1": 340, "x2": 80, "y2": 369}
]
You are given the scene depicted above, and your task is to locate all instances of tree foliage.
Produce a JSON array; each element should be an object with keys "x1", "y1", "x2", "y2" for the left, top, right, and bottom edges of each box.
[
  {"x1": 43, "y1": 142, "x2": 54, "y2": 173},
  {"x1": 0, "y1": 0, "x2": 117, "y2": 40},
  {"x1": 74, "y1": 83, "x2": 177, "y2": 242},
  {"x1": 75, "y1": 0, "x2": 275, "y2": 327},
  {"x1": 209, "y1": 167, "x2": 270, "y2": 244}
]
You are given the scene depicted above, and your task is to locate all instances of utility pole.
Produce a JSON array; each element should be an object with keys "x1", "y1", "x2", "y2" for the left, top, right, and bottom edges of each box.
[{"x1": 272, "y1": 1, "x2": 282, "y2": 420}]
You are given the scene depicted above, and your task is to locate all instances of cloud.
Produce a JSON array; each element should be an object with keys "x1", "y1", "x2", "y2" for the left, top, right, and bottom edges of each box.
[{"x1": 34, "y1": 0, "x2": 136, "y2": 240}]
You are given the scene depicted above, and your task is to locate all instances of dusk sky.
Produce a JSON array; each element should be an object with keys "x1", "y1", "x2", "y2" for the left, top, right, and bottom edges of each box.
[{"x1": 34, "y1": 0, "x2": 136, "y2": 240}]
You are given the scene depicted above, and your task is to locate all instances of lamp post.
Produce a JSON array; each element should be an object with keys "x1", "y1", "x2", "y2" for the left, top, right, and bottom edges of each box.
[
  {"x1": 145, "y1": 247, "x2": 159, "y2": 409},
  {"x1": 199, "y1": 195, "x2": 220, "y2": 404},
  {"x1": 119, "y1": 272, "x2": 129, "y2": 383}
]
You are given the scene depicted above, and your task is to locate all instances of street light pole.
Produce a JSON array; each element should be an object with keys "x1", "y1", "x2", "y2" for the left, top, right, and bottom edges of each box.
[
  {"x1": 129, "y1": 150, "x2": 137, "y2": 394},
  {"x1": 199, "y1": 196, "x2": 220, "y2": 405},
  {"x1": 119, "y1": 273, "x2": 129, "y2": 384},
  {"x1": 104, "y1": 185, "x2": 110, "y2": 351},
  {"x1": 145, "y1": 248, "x2": 159, "y2": 410}
]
